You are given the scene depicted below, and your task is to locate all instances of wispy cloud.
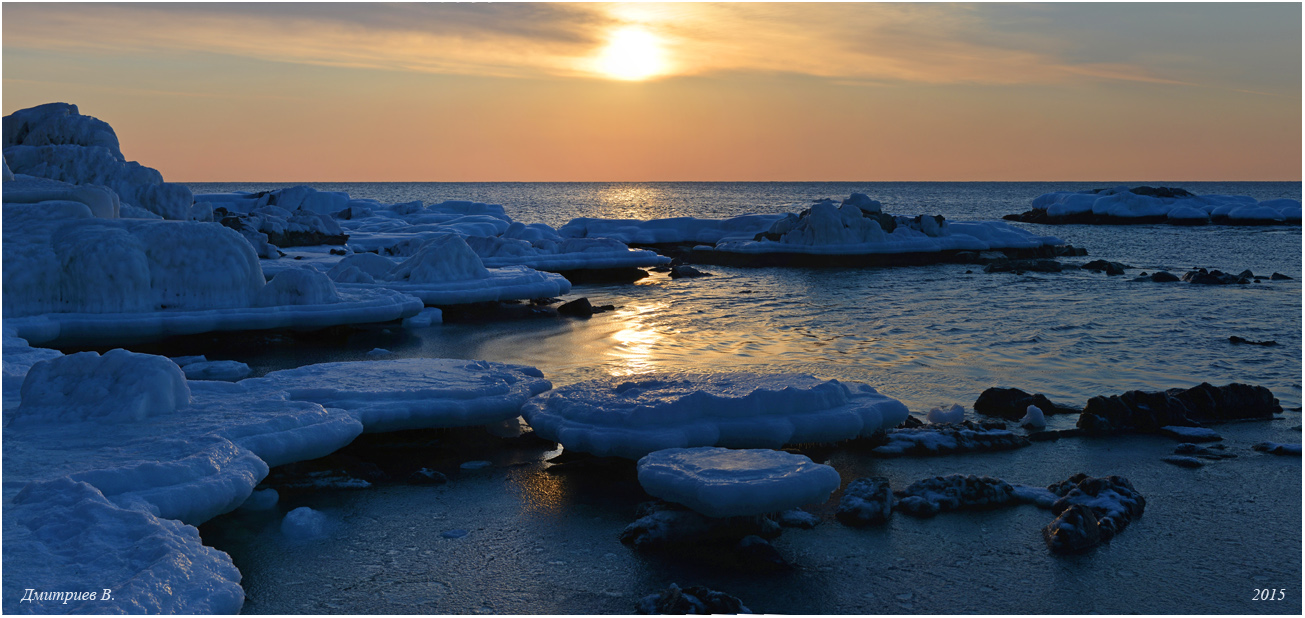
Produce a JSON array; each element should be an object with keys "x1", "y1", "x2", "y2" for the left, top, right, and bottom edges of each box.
[{"x1": 3, "y1": 2, "x2": 1295, "y2": 92}]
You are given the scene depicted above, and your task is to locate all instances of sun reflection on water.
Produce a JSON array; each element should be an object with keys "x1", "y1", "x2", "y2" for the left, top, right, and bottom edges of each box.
[
  {"x1": 608, "y1": 303, "x2": 668, "y2": 377},
  {"x1": 595, "y1": 184, "x2": 670, "y2": 221}
]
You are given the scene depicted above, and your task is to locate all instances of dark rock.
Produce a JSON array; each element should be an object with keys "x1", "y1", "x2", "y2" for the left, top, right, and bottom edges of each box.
[
  {"x1": 835, "y1": 477, "x2": 892, "y2": 527},
  {"x1": 1077, "y1": 382, "x2": 1282, "y2": 435},
  {"x1": 1150, "y1": 271, "x2": 1180, "y2": 282},
  {"x1": 895, "y1": 474, "x2": 1020, "y2": 517},
  {"x1": 1026, "y1": 428, "x2": 1085, "y2": 442},
  {"x1": 1125, "y1": 186, "x2": 1195, "y2": 199},
  {"x1": 670, "y1": 265, "x2": 713, "y2": 279},
  {"x1": 1043, "y1": 504, "x2": 1102, "y2": 553},
  {"x1": 973, "y1": 387, "x2": 1076, "y2": 421},
  {"x1": 1237, "y1": 269, "x2": 1255, "y2": 279},
  {"x1": 592, "y1": 304, "x2": 617, "y2": 314},
  {"x1": 871, "y1": 421, "x2": 1029, "y2": 457},
  {"x1": 965, "y1": 270, "x2": 973, "y2": 274},
  {"x1": 1182, "y1": 269, "x2": 1242, "y2": 285},
  {"x1": 557, "y1": 297, "x2": 594, "y2": 317},
  {"x1": 1271, "y1": 272, "x2": 1292, "y2": 280},
  {"x1": 898, "y1": 415, "x2": 925, "y2": 428},
  {"x1": 649, "y1": 265, "x2": 672, "y2": 273},
  {"x1": 1048, "y1": 475, "x2": 1145, "y2": 542},
  {"x1": 406, "y1": 468, "x2": 449, "y2": 485},
  {"x1": 1080, "y1": 260, "x2": 1129, "y2": 276},
  {"x1": 1161, "y1": 455, "x2": 1204, "y2": 468},
  {"x1": 1253, "y1": 442, "x2": 1302, "y2": 456},
  {"x1": 1229, "y1": 336, "x2": 1278, "y2": 346},
  {"x1": 636, "y1": 583, "x2": 749, "y2": 615}
]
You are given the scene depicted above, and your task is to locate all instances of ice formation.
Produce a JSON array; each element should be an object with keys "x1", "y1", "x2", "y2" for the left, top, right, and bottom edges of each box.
[
  {"x1": 871, "y1": 421, "x2": 1030, "y2": 457},
  {"x1": 281, "y1": 506, "x2": 329, "y2": 540},
  {"x1": 521, "y1": 372, "x2": 910, "y2": 459},
  {"x1": 926, "y1": 403, "x2": 965, "y2": 424},
  {"x1": 558, "y1": 213, "x2": 789, "y2": 245},
  {"x1": 1018, "y1": 405, "x2": 1047, "y2": 429},
  {"x1": 636, "y1": 447, "x2": 841, "y2": 517},
  {"x1": 241, "y1": 358, "x2": 552, "y2": 433},
  {"x1": 4, "y1": 103, "x2": 195, "y2": 220},
  {"x1": 1158, "y1": 425, "x2": 1221, "y2": 442},
  {"x1": 1015, "y1": 186, "x2": 1302, "y2": 225},
  {"x1": 181, "y1": 360, "x2": 253, "y2": 382}
]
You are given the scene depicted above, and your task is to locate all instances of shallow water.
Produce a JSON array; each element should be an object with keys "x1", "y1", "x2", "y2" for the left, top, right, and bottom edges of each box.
[{"x1": 177, "y1": 181, "x2": 1301, "y2": 614}]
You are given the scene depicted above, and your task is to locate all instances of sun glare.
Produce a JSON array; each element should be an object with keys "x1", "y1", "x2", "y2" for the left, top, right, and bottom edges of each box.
[{"x1": 596, "y1": 27, "x2": 666, "y2": 81}]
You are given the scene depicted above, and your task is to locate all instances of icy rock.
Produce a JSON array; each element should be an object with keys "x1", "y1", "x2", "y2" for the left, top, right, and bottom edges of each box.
[
  {"x1": 16, "y1": 349, "x2": 188, "y2": 424},
  {"x1": 2, "y1": 478, "x2": 245, "y2": 614},
  {"x1": 1047, "y1": 474, "x2": 1145, "y2": 542},
  {"x1": 402, "y1": 307, "x2": 443, "y2": 328},
  {"x1": 281, "y1": 506, "x2": 328, "y2": 540},
  {"x1": 636, "y1": 447, "x2": 840, "y2": 518},
  {"x1": 871, "y1": 420, "x2": 1030, "y2": 457},
  {"x1": 1078, "y1": 382, "x2": 1281, "y2": 435},
  {"x1": 559, "y1": 213, "x2": 788, "y2": 245},
  {"x1": 255, "y1": 268, "x2": 341, "y2": 306},
  {"x1": 973, "y1": 387, "x2": 1075, "y2": 420},
  {"x1": 4, "y1": 104, "x2": 194, "y2": 220},
  {"x1": 776, "y1": 509, "x2": 820, "y2": 529},
  {"x1": 240, "y1": 488, "x2": 279, "y2": 511},
  {"x1": 1253, "y1": 442, "x2": 1302, "y2": 456},
  {"x1": 836, "y1": 477, "x2": 893, "y2": 526},
  {"x1": 1174, "y1": 443, "x2": 1236, "y2": 460},
  {"x1": 1019, "y1": 405, "x2": 1047, "y2": 429},
  {"x1": 1158, "y1": 425, "x2": 1222, "y2": 442},
  {"x1": 926, "y1": 403, "x2": 965, "y2": 424},
  {"x1": 182, "y1": 360, "x2": 252, "y2": 382},
  {"x1": 620, "y1": 501, "x2": 780, "y2": 549},
  {"x1": 522, "y1": 372, "x2": 909, "y2": 459},
  {"x1": 636, "y1": 583, "x2": 750, "y2": 615},
  {"x1": 1161, "y1": 455, "x2": 1204, "y2": 468},
  {"x1": 1042, "y1": 504, "x2": 1103, "y2": 553},
  {"x1": 736, "y1": 534, "x2": 790, "y2": 571},
  {"x1": 242, "y1": 358, "x2": 551, "y2": 433},
  {"x1": 406, "y1": 468, "x2": 449, "y2": 485},
  {"x1": 895, "y1": 474, "x2": 1020, "y2": 517}
]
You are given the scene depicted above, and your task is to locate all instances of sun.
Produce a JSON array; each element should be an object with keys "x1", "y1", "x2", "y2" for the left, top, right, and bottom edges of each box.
[{"x1": 595, "y1": 27, "x2": 667, "y2": 81}]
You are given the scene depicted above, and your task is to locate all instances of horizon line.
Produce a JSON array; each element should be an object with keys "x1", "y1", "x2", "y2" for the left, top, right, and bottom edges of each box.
[{"x1": 176, "y1": 179, "x2": 1305, "y2": 184}]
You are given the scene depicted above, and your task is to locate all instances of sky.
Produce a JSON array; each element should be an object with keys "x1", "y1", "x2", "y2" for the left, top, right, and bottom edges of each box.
[{"x1": 2, "y1": 2, "x2": 1301, "y2": 182}]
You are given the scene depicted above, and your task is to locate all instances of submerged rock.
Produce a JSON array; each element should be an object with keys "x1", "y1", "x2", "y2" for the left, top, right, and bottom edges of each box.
[
  {"x1": 836, "y1": 477, "x2": 893, "y2": 527},
  {"x1": 1080, "y1": 260, "x2": 1130, "y2": 276},
  {"x1": 636, "y1": 583, "x2": 750, "y2": 615},
  {"x1": 669, "y1": 265, "x2": 713, "y2": 279},
  {"x1": 872, "y1": 421, "x2": 1029, "y2": 457},
  {"x1": 1229, "y1": 336, "x2": 1278, "y2": 346}
]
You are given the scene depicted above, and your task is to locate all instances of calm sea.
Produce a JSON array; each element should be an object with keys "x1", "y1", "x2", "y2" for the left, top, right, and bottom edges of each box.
[{"x1": 186, "y1": 181, "x2": 1302, "y2": 614}]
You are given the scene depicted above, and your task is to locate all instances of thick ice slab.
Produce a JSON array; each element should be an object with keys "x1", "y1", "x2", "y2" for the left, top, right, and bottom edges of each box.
[
  {"x1": 637, "y1": 447, "x2": 840, "y2": 518},
  {"x1": 521, "y1": 372, "x2": 909, "y2": 459},
  {"x1": 1021, "y1": 186, "x2": 1301, "y2": 225},
  {"x1": 242, "y1": 358, "x2": 553, "y2": 433}
]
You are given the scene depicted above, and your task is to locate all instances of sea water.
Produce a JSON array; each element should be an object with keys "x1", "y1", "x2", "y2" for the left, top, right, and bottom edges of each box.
[{"x1": 180, "y1": 181, "x2": 1301, "y2": 614}]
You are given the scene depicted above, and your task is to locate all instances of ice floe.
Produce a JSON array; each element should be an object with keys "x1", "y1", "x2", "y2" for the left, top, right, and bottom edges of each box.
[
  {"x1": 521, "y1": 372, "x2": 909, "y2": 459},
  {"x1": 1010, "y1": 186, "x2": 1302, "y2": 225},
  {"x1": 636, "y1": 447, "x2": 841, "y2": 517}
]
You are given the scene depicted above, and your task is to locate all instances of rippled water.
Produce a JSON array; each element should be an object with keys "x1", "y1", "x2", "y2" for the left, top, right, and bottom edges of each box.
[{"x1": 184, "y1": 181, "x2": 1303, "y2": 411}]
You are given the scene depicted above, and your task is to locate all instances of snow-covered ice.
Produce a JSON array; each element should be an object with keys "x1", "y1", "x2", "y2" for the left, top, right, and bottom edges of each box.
[
  {"x1": 521, "y1": 372, "x2": 909, "y2": 459},
  {"x1": 1159, "y1": 425, "x2": 1221, "y2": 442},
  {"x1": 241, "y1": 358, "x2": 552, "y2": 433},
  {"x1": 927, "y1": 404, "x2": 965, "y2": 424},
  {"x1": 182, "y1": 360, "x2": 252, "y2": 381},
  {"x1": 281, "y1": 506, "x2": 328, "y2": 540},
  {"x1": 1018, "y1": 405, "x2": 1047, "y2": 429},
  {"x1": 1025, "y1": 186, "x2": 1301, "y2": 225},
  {"x1": 836, "y1": 477, "x2": 893, "y2": 526},
  {"x1": 636, "y1": 447, "x2": 841, "y2": 518},
  {"x1": 872, "y1": 421, "x2": 1030, "y2": 457},
  {"x1": 559, "y1": 213, "x2": 788, "y2": 245}
]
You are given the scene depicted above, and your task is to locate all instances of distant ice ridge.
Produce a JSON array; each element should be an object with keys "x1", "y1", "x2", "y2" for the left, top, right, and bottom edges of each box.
[
  {"x1": 3, "y1": 103, "x2": 194, "y2": 220},
  {"x1": 558, "y1": 213, "x2": 789, "y2": 245},
  {"x1": 1025, "y1": 186, "x2": 1301, "y2": 225},
  {"x1": 521, "y1": 372, "x2": 909, "y2": 459},
  {"x1": 3, "y1": 335, "x2": 554, "y2": 612},
  {"x1": 637, "y1": 447, "x2": 841, "y2": 517}
]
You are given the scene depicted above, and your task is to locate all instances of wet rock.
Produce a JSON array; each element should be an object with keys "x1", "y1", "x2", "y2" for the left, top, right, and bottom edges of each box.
[
  {"x1": 670, "y1": 265, "x2": 713, "y2": 279},
  {"x1": 620, "y1": 501, "x2": 780, "y2": 550},
  {"x1": 1161, "y1": 455, "x2": 1204, "y2": 468},
  {"x1": 871, "y1": 421, "x2": 1029, "y2": 457},
  {"x1": 1149, "y1": 271, "x2": 1180, "y2": 282},
  {"x1": 1077, "y1": 382, "x2": 1282, "y2": 436},
  {"x1": 835, "y1": 477, "x2": 893, "y2": 527},
  {"x1": 1181, "y1": 268, "x2": 1248, "y2": 285},
  {"x1": 1271, "y1": 272, "x2": 1292, "y2": 280},
  {"x1": 329, "y1": 247, "x2": 348, "y2": 256},
  {"x1": 636, "y1": 583, "x2": 750, "y2": 615},
  {"x1": 895, "y1": 474, "x2": 1020, "y2": 517},
  {"x1": 405, "y1": 468, "x2": 448, "y2": 485},
  {"x1": 558, "y1": 297, "x2": 594, "y2": 317},
  {"x1": 649, "y1": 265, "x2": 672, "y2": 273},
  {"x1": 1229, "y1": 336, "x2": 1278, "y2": 346},
  {"x1": 1080, "y1": 260, "x2": 1129, "y2": 276},
  {"x1": 1174, "y1": 443, "x2": 1236, "y2": 460},
  {"x1": 1043, "y1": 504, "x2": 1103, "y2": 553},
  {"x1": 1048, "y1": 474, "x2": 1145, "y2": 542},
  {"x1": 898, "y1": 415, "x2": 925, "y2": 429},
  {"x1": 1253, "y1": 442, "x2": 1302, "y2": 456},
  {"x1": 973, "y1": 387, "x2": 1077, "y2": 421}
]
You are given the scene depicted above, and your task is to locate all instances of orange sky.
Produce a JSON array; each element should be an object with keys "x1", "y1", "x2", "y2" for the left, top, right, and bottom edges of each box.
[{"x1": 3, "y1": 2, "x2": 1300, "y2": 181}]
